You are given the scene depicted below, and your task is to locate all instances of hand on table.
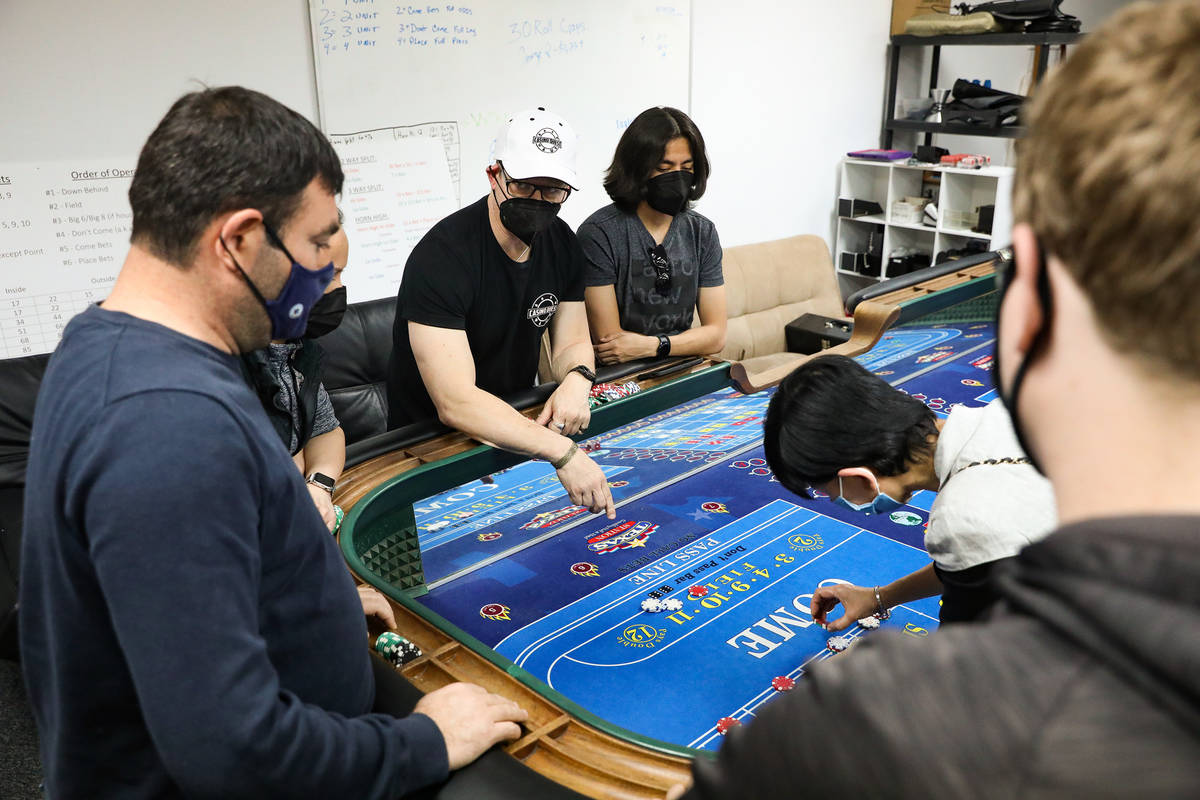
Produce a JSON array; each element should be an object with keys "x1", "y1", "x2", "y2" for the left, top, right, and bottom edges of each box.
[
  {"x1": 595, "y1": 332, "x2": 656, "y2": 366},
  {"x1": 556, "y1": 449, "x2": 615, "y2": 519},
  {"x1": 414, "y1": 682, "x2": 529, "y2": 770},
  {"x1": 307, "y1": 483, "x2": 338, "y2": 531},
  {"x1": 537, "y1": 375, "x2": 592, "y2": 436},
  {"x1": 810, "y1": 583, "x2": 877, "y2": 632},
  {"x1": 357, "y1": 585, "x2": 397, "y2": 629}
]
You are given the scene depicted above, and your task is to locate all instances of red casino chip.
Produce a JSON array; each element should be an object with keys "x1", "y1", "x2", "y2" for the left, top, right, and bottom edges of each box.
[
  {"x1": 716, "y1": 717, "x2": 741, "y2": 735},
  {"x1": 688, "y1": 585, "x2": 709, "y2": 598},
  {"x1": 771, "y1": 676, "x2": 796, "y2": 692}
]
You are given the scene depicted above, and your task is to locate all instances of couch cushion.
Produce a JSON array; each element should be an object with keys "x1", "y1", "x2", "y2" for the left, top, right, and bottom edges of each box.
[{"x1": 718, "y1": 235, "x2": 843, "y2": 361}]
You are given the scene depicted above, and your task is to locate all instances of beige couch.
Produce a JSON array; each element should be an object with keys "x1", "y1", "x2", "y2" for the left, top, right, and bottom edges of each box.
[{"x1": 715, "y1": 233, "x2": 844, "y2": 370}]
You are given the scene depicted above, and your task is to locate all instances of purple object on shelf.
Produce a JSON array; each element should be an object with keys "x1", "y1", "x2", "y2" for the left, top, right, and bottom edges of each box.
[{"x1": 847, "y1": 149, "x2": 914, "y2": 161}]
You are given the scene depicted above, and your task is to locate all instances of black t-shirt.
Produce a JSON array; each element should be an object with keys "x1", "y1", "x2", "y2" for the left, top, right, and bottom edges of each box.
[{"x1": 387, "y1": 196, "x2": 586, "y2": 428}]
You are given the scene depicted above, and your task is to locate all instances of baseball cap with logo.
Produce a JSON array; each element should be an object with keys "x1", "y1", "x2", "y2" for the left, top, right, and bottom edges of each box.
[{"x1": 493, "y1": 107, "x2": 580, "y2": 190}]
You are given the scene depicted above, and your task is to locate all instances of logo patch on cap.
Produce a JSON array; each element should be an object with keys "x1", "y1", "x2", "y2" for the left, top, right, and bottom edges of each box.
[{"x1": 532, "y1": 127, "x2": 562, "y2": 153}]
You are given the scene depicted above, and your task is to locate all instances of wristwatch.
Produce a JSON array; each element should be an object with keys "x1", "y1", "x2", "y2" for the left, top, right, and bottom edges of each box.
[
  {"x1": 567, "y1": 364, "x2": 597, "y2": 384},
  {"x1": 656, "y1": 334, "x2": 671, "y2": 358},
  {"x1": 306, "y1": 472, "x2": 336, "y2": 494}
]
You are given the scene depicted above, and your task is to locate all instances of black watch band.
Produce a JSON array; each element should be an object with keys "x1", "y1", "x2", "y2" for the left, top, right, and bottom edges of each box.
[
  {"x1": 306, "y1": 472, "x2": 336, "y2": 493},
  {"x1": 656, "y1": 334, "x2": 671, "y2": 358},
  {"x1": 568, "y1": 364, "x2": 597, "y2": 384}
]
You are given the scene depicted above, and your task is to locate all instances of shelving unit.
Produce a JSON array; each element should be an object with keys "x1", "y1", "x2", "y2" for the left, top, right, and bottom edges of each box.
[
  {"x1": 834, "y1": 157, "x2": 1013, "y2": 282},
  {"x1": 881, "y1": 31, "x2": 1083, "y2": 149}
]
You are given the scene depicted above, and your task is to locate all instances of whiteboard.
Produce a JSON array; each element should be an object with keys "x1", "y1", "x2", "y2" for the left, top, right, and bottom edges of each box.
[{"x1": 309, "y1": 0, "x2": 692, "y2": 232}]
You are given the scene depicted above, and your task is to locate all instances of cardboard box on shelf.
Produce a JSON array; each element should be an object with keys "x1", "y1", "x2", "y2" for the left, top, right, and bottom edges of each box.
[{"x1": 891, "y1": 0, "x2": 942, "y2": 36}]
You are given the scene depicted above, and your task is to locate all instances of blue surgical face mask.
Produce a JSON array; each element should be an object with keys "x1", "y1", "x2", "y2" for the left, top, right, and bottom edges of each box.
[
  {"x1": 832, "y1": 474, "x2": 904, "y2": 515},
  {"x1": 222, "y1": 222, "x2": 334, "y2": 341}
]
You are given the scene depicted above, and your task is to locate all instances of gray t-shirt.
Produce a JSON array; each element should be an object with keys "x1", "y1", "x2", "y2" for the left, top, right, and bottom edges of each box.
[
  {"x1": 577, "y1": 203, "x2": 723, "y2": 335},
  {"x1": 266, "y1": 342, "x2": 339, "y2": 453}
]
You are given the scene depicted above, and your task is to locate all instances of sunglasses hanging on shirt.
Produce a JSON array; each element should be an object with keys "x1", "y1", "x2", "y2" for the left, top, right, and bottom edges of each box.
[{"x1": 647, "y1": 244, "x2": 673, "y2": 294}]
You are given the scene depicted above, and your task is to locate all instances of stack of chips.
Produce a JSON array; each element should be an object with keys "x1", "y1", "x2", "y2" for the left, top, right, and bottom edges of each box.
[
  {"x1": 375, "y1": 631, "x2": 423, "y2": 668},
  {"x1": 587, "y1": 381, "x2": 642, "y2": 409}
]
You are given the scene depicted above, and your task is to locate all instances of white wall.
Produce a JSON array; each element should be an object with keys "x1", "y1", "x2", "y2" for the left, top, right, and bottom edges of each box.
[
  {"x1": 0, "y1": 2, "x2": 317, "y2": 163},
  {"x1": 0, "y1": 0, "x2": 1136, "y2": 272},
  {"x1": 690, "y1": 0, "x2": 893, "y2": 247},
  {"x1": 1, "y1": 0, "x2": 895, "y2": 255}
]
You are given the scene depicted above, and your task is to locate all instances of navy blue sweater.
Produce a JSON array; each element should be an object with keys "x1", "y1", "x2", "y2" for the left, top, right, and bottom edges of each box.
[{"x1": 20, "y1": 306, "x2": 447, "y2": 798}]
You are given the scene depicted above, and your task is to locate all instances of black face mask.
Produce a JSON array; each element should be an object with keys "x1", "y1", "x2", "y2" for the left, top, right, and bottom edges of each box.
[
  {"x1": 994, "y1": 245, "x2": 1053, "y2": 475},
  {"x1": 304, "y1": 286, "x2": 347, "y2": 338},
  {"x1": 498, "y1": 197, "x2": 561, "y2": 245},
  {"x1": 644, "y1": 170, "x2": 693, "y2": 216}
]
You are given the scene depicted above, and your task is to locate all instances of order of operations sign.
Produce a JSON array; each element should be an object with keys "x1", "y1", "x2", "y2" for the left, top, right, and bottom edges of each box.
[{"x1": 0, "y1": 161, "x2": 135, "y2": 358}]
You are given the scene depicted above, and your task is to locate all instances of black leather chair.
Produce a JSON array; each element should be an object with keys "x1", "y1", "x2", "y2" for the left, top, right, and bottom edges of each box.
[
  {"x1": 318, "y1": 297, "x2": 396, "y2": 446},
  {"x1": 0, "y1": 353, "x2": 50, "y2": 659}
]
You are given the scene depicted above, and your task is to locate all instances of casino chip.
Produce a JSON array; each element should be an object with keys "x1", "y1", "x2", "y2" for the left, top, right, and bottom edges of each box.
[
  {"x1": 857, "y1": 616, "x2": 881, "y2": 630},
  {"x1": 771, "y1": 676, "x2": 795, "y2": 692},
  {"x1": 688, "y1": 585, "x2": 709, "y2": 598},
  {"x1": 662, "y1": 598, "x2": 684, "y2": 611},
  {"x1": 375, "y1": 632, "x2": 423, "y2": 667},
  {"x1": 716, "y1": 717, "x2": 742, "y2": 735},
  {"x1": 641, "y1": 598, "x2": 664, "y2": 613},
  {"x1": 826, "y1": 636, "x2": 851, "y2": 653}
]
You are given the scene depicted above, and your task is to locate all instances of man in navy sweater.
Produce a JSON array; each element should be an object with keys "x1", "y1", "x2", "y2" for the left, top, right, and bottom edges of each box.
[{"x1": 20, "y1": 86, "x2": 526, "y2": 798}]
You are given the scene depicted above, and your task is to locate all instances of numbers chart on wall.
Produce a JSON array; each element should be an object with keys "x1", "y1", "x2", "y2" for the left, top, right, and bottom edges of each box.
[{"x1": 0, "y1": 161, "x2": 134, "y2": 357}]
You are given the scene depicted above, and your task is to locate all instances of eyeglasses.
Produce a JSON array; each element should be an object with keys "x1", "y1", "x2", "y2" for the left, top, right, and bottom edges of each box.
[
  {"x1": 498, "y1": 166, "x2": 571, "y2": 203},
  {"x1": 647, "y1": 244, "x2": 672, "y2": 293}
]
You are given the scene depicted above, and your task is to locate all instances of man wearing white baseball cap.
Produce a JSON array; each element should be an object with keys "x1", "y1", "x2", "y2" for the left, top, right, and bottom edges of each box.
[{"x1": 387, "y1": 107, "x2": 614, "y2": 519}]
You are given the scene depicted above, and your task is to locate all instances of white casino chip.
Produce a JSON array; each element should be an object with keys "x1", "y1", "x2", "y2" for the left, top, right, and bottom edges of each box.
[
  {"x1": 826, "y1": 636, "x2": 851, "y2": 653},
  {"x1": 662, "y1": 598, "x2": 684, "y2": 611},
  {"x1": 857, "y1": 616, "x2": 881, "y2": 630},
  {"x1": 641, "y1": 598, "x2": 664, "y2": 613}
]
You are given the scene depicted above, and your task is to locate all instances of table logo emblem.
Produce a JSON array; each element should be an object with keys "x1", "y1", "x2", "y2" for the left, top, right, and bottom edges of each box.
[
  {"x1": 618, "y1": 624, "x2": 666, "y2": 649},
  {"x1": 961, "y1": 379, "x2": 983, "y2": 387},
  {"x1": 787, "y1": 532, "x2": 825, "y2": 552},
  {"x1": 970, "y1": 355, "x2": 994, "y2": 371},
  {"x1": 520, "y1": 505, "x2": 587, "y2": 530},
  {"x1": 570, "y1": 562, "x2": 600, "y2": 577},
  {"x1": 889, "y1": 510, "x2": 923, "y2": 526},
  {"x1": 477, "y1": 532, "x2": 503, "y2": 542},
  {"x1": 701, "y1": 501, "x2": 728, "y2": 514},
  {"x1": 480, "y1": 603, "x2": 511, "y2": 621},
  {"x1": 587, "y1": 519, "x2": 657, "y2": 553}
]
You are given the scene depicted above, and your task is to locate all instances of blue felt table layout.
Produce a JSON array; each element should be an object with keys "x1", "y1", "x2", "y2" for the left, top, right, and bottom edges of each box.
[{"x1": 409, "y1": 323, "x2": 996, "y2": 750}]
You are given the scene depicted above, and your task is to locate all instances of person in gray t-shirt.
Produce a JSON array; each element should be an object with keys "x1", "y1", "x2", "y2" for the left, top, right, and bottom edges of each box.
[{"x1": 578, "y1": 107, "x2": 726, "y2": 365}]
